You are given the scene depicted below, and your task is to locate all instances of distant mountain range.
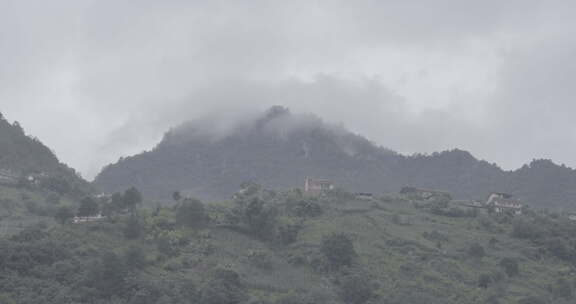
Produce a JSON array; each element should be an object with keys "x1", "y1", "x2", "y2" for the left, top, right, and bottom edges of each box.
[{"x1": 91, "y1": 106, "x2": 576, "y2": 209}]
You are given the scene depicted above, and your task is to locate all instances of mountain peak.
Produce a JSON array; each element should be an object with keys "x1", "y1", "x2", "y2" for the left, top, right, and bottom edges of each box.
[
  {"x1": 262, "y1": 105, "x2": 291, "y2": 122},
  {"x1": 95, "y1": 108, "x2": 576, "y2": 209}
]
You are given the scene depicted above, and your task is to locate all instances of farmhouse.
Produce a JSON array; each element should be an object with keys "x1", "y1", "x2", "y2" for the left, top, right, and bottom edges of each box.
[
  {"x1": 304, "y1": 177, "x2": 334, "y2": 195},
  {"x1": 485, "y1": 192, "x2": 523, "y2": 215},
  {"x1": 355, "y1": 192, "x2": 374, "y2": 200},
  {"x1": 456, "y1": 200, "x2": 485, "y2": 209},
  {"x1": 73, "y1": 214, "x2": 104, "y2": 224},
  {"x1": 400, "y1": 187, "x2": 452, "y2": 200}
]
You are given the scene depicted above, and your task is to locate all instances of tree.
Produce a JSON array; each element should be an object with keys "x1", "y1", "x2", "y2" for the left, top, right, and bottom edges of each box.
[
  {"x1": 41, "y1": 176, "x2": 71, "y2": 195},
  {"x1": 175, "y1": 198, "x2": 208, "y2": 228},
  {"x1": 199, "y1": 269, "x2": 247, "y2": 304},
  {"x1": 123, "y1": 245, "x2": 147, "y2": 270},
  {"x1": 123, "y1": 187, "x2": 142, "y2": 213},
  {"x1": 89, "y1": 252, "x2": 128, "y2": 298},
  {"x1": 45, "y1": 193, "x2": 61, "y2": 205},
  {"x1": 77, "y1": 197, "x2": 99, "y2": 217},
  {"x1": 230, "y1": 197, "x2": 278, "y2": 239},
  {"x1": 339, "y1": 274, "x2": 377, "y2": 304},
  {"x1": 245, "y1": 198, "x2": 278, "y2": 238},
  {"x1": 277, "y1": 223, "x2": 302, "y2": 245},
  {"x1": 551, "y1": 278, "x2": 573, "y2": 299},
  {"x1": 499, "y1": 257, "x2": 520, "y2": 277},
  {"x1": 321, "y1": 233, "x2": 356, "y2": 270},
  {"x1": 123, "y1": 215, "x2": 144, "y2": 239},
  {"x1": 54, "y1": 206, "x2": 74, "y2": 224},
  {"x1": 109, "y1": 192, "x2": 125, "y2": 213},
  {"x1": 468, "y1": 243, "x2": 486, "y2": 259},
  {"x1": 478, "y1": 273, "x2": 492, "y2": 289},
  {"x1": 172, "y1": 191, "x2": 181, "y2": 203},
  {"x1": 517, "y1": 296, "x2": 546, "y2": 304}
]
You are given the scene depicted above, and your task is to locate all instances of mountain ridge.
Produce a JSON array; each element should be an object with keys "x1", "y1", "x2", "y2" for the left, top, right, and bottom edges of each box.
[
  {"x1": 93, "y1": 106, "x2": 576, "y2": 209},
  {"x1": 0, "y1": 112, "x2": 90, "y2": 196}
]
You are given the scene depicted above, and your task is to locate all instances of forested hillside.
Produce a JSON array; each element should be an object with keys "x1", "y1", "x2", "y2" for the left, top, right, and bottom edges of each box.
[
  {"x1": 1, "y1": 185, "x2": 576, "y2": 304},
  {"x1": 0, "y1": 113, "x2": 93, "y2": 237},
  {"x1": 0, "y1": 113, "x2": 90, "y2": 196},
  {"x1": 94, "y1": 107, "x2": 576, "y2": 209}
]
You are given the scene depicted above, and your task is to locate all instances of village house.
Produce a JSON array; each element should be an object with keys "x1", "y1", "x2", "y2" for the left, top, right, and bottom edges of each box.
[
  {"x1": 455, "y1": 200, "x2": 485, "y2": 209},
  {"x1": 304, "y1": 177, "x2": 334, "y2": 195},
  {"x1": 400, "y1": 186, "x2": 452, "y2": 201},
  {"x1": 354, "y1": 192, "x2": 374, "y2": 200},
  {"x1": 485, "y1": 192, "x2": 523, "y2": 215},
  {"x1": 26, "y1": 172, "x2": 48, "y2": 186},
  {"x1": 73, "y1": 214, "x2": 104, "y2": 224}
]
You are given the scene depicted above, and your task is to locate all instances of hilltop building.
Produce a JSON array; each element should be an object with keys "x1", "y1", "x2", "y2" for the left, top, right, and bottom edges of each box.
[
  {"x1": 304, "y1": 178, "x2": 334, "y2": 195},
  {"x1": 486, "y1": 192, "x2": 523, "y2": 215},
  {"x1": 400, "y1": 187, "x2": 452, "y2": 200}
]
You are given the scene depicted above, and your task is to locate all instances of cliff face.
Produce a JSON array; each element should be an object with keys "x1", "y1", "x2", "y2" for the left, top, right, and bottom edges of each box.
[{"x1": 94, "y1": 107, "x2": 576, "y2": 209}]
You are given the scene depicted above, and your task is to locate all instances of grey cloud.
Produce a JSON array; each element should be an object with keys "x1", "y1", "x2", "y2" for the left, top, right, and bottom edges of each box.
[{"x1": 0, "y1": 0, "x2": 575, "y2": 179}]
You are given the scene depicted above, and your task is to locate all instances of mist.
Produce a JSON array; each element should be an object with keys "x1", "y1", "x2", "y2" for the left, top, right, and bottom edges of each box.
[{"x1": 1, "y1": 0, "x2": 575, "y2": 179}]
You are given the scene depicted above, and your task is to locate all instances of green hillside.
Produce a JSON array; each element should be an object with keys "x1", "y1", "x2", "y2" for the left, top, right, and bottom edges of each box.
[
  {"x1": 0, "y1": 113, "x2": 91, "y2": 196},
  {"x1": 0, "y1": 113, "x2": 93, "y2": 237},
  {"x1": 94, "y1": 107, "x2": 576, "y2": 210},
  {"x1": 2, "y1": 185, "x2": 575, "y2": 304}
]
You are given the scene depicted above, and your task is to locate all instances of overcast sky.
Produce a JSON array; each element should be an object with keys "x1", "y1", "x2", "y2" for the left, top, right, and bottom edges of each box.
[{"x1": 1, "y1": 0, "x2": 575, "y2": 179}]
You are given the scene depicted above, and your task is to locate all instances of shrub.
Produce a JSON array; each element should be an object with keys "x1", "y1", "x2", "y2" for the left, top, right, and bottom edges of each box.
[
  {"x1": 517, "y1": 296, "x2": 547, "y2": 304},
  {"x1": 54, "y1": 206, "x2": 75, "y2": 224},
  {"x1": 245, "y1": 249, "x2": 273, "y2": 269},
  {"x1": 478, "y1": 272, "x2": 505, "y2": 289},
  {"x1": 468, "y1": 243, "x2": 486, "y2": 259},
  {"x1": 175, "y1": 198, "x2": 209, "y2": 228},
  {"x1": 550, "y1": 277, "x2": 574, "y2": 299},
  {"x1": 277, "y1": 223, "x2": 302, "y2": 245},
  {"x1": 290, "y1": 200, "x2": 323, "y2": 218},
  {"x1": 511, "y1": 219, "x2": 543, "y2": 240},
  {"x1": 326, "y1": 187, "x2": 355, "y2": 202},
  {"x1": 338, "y1": 273, "x2": 377, "y2": 304},
  {"x1": 499, "y1": 257, "x2": 520, "y2": 277},
  {"x1": 45, "y1": 193, "x2": 61, "y2": 205},
  {"x1": 87, "y1": 252, "x2": 129, "y2": 298},
  {"x1": 199, "y1": 269, "x2": 247, "y2": 304},
  {"x1": 478, "y1": 273, "x2": 492, "y2": 289},
  {"x1": 422, "y1": 230, "x2": 449, "y2": 243},
  {"x1": 233, "y1": 197, "x2": 278, "y2": 240},
  {"x1": 545, "y1": 237, "x2": 575, "y2": 262},
  {"x1": 123, "y1": 215, "x2": 144, "y2": 239},
  {"x1": 275, "y1": 292, "x2": 314, "y2": 304},
  {"x1": 77, "y1": 196, "x2": 99, "y2": 217},
  {"x1": 156, "y1": 231, "x2": 188, "y2": 257},
  {"x1": 123, "y1": 245, "x2": 147, "y2": 270},
  {"x1": 321, "y1": 233, "x2": 356, "y2": 270}
]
